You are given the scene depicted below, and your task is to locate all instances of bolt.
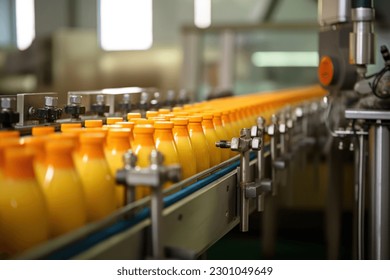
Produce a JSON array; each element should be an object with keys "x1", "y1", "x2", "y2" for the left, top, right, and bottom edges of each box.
[
  {"x1": 349, "y1": 142, "x2": 354, "y2": 151},
  {"x1": 338, "y1": 140, "x2": 344, "y2": 150},
  {"x1": 250, "y1": 125, "x2": 258, "y2": 137},
  {"x1": 150, "y1": 149, "x2": 164, "y2": 166},
  {"x1": 279, "y1": 123, "x2": 286, "y2": 134},
  {"x1": 1, "y1": 98, "x2": 12, "y2": 109},
  {"x1": 230, "y1": 137, "x2": 240, "y2": 151},
  {"x1": 69, "y1": 95, "x2": 82, "y2": 105},
  {"x1": 45, "y1": 96, "x2": 58, "y2": 107},
  {"x1": 295, "y1": 107, "x2": 303, "y2": 118},
  {"x1": 251, "y1": 137, "x2": 261, "y2": 150},
  {"x1": 123, "y1": 150, "x2": 137, "y2": 169},
  {"x1": 96, "y1": 94, "x2": 105, "y2": 104},
  {"x1": 256, "y1": 117, "x2": 265, "y2": 128},
  {"x1": 122, "y1": 94, "x2": 130, "y2": 103},
  {"x1": 267, "y1": 125, "x2": 275, "y2": 136}
]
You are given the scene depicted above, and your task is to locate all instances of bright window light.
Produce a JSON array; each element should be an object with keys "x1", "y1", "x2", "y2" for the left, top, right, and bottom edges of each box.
[
  {"x1": 194, "y1": 0, "x2": 211, "y2": 28},
  {"x1": 16, "y1": 0, "x2": 35, "y2": 50},
  {"x1": 99, "y1": 0, "x2": 153, "y2": 51},
  {"x1": 251, "y1": 51, "x2": 319, "y2": 67}
]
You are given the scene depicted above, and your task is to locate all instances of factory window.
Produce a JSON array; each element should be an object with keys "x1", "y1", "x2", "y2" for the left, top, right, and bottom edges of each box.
[
  {"x1": 251, "y1": 51, "x2": 319, "y2": 67},
  {"x1": 16, "y1": 0, "x2": 35, "y2": 50},
  {"x1": 194, "y1": 0, "x2": 211, "y2": 28},
  {"x1": 0, "y1": 0, "x2": 35, "y2": 50},
  {"x1": 99, "y1": 0, "x2": 153, "y2": 51}
]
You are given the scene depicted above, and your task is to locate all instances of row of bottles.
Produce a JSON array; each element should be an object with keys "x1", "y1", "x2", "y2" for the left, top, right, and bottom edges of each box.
[{"x1": 0, "y1": 85, "x2": 326, "y2": 256}]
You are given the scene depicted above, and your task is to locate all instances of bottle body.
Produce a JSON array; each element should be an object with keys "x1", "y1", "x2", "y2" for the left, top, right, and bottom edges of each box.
[{"x1": 187, "y1": 117, "x2": 210, "y2": 172}]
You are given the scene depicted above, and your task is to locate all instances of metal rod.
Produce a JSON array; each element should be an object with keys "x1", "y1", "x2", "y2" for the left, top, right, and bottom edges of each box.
[
  {"x1": 240, "y1": 150, "x2": 250, "y2": 232},
  {"x1": 354, "y1": 133, "x2": 367, "y2": 259},
  {"x1": 257, "y1": 147, "x2": 265, "y2": 211},
  {"x1": 151, "y1": 186, "x2": 164, "y2": 259},
  {"x1": 369, "y1": 124, "x2": 390, "y2": 259}
]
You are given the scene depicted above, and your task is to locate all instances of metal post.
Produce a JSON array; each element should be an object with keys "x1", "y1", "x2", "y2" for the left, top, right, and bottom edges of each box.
[
  {"x1": 151, "y1": 185, "x2": 164, "y2": 259},
  {"x1": 240, "y1": 150, "x2": 250, "y2": 232},
  {"x1": 354, "y1": 132, "x2": 367, "y2": 259},
  {"x1": 369, "y1": 124, "x2": 390, "y2": 259}
]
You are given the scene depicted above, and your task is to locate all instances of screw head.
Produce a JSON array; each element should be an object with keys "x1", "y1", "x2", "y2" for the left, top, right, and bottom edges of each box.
[
  {"x1": 1, "y1": 98, "x2": 12, "y2": 109},
  {"x1": 45, "y1": 96, "x2": 58, "y2": 107},
  {"x1": 69, "y1": 95, "x2": 82, "y2": 105}
]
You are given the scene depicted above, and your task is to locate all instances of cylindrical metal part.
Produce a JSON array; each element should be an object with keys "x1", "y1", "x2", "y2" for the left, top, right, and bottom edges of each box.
[
  {"x1": 240, "y1": 151, "x2": 250, "y2": 232},
  {"x1": 369, "y1": 124, "x2": 390, "y2": 259},
  {"x1": 349, "y1": 8, "x2": 375, "y2": 65},
  {"x1": 151, "y1": 187, "x2": 164, "y2": 259},
  {"x1": 354, "y1": 133, "x2": 367, "y2": 259}
]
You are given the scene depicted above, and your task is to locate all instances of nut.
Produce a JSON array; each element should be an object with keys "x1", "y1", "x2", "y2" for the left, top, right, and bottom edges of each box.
[
  {"x1": 1, "y1": 98, "x2": 12, "y2": 109},
  {"x1": 69, "y1": 95, "x2": 82, "y2": 105},
  {"x1": 250, "y1": 126, "x2": 258, "y2": 137},
  {"x1": 267, "y1": 124, "x2": 275, "y2": 136},
  {"x1": 251, "y1": 137, "x2": 261, "y2": 150},
  {"x1": 230, "y1": 137, "x2": 239, "y2": 151},
  {"x1": 45, "y1": 96, "x2": 58, "y2": 107}
]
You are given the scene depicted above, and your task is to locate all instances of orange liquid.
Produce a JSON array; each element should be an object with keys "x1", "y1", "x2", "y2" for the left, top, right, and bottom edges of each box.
[{"x1": 0, "y1": 179, "x2": 49, "y2": 254}]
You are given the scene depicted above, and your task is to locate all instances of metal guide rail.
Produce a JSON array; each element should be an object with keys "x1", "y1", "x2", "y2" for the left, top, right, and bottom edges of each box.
[{"x1": 14, "y1": 96, "x2": 326, "y2": 260}]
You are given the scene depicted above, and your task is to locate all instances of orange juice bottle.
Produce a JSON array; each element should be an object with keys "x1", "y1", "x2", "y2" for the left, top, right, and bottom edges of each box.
[
  {"x1": 32, "y1": 126, "x2": 55, "y2": 137},
  {"x1": 211, "y1": 112, "x2": 230, "y2": 161},
  {"x1": 0, "y1": 148, "x2": 49, "y2": 255},
  {"x1": 187, "y1": 116, "x2": 210, "y2": 172},
  {"x1": 76, "y1": 133, "x2": 116, "y2": 221},
  {"x1": 117, "y1": 121, "x2": 135, "y2": 147},
  {"x1": 132, "y1": 124, "x2": 155, "y2": 198},
  {"x1": 201, "y1": 114, "x2": 221, "y2": 166},
  {"x1": 0, "y1": 138, "x2": 22, "y2": 180},
  {"x1": 42, "y1": 140, "x2": 87, "y2": 237},
  {"x1": 154, "y1": 121, "x2": 180, "y2": 187},
  {"x1": 105, "y1": 128, "x2": 131, "y2": 207},
  {"x1": 171, "y1": 118, "x2": 197, "y2": 179},
  {"x1": 21, "y1": 136, "x2": 47, "y2": 187}
]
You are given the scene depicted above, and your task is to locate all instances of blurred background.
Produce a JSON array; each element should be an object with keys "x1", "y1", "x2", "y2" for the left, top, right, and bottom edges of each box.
[{"x1": 0, "y1": 0, "x2": 320, "y2": 104}]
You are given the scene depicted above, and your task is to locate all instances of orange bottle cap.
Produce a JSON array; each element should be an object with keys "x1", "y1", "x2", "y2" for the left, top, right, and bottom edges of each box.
[
  {"x1": 116, "y1": 121, "x2": 135, "y2": 129},
  {"x1": 154, "y1": 121, "x2": 174, "y2": 129},
  {"x1": 79, "y1": 133, "x2": 105, "y2": 144},
  {"x1": 158, "y1": 109, "x2": 170, "y2": 114},
  {"x1": 107, "y1": 128, "x2": 131, "y2": 138},
  {"x1": 4, "y1": 148, "x2": 35, "y2": 179},
  {"x1": 84, "y1": 119, "x2": 103, "y2": 128},
  {"x1": 135, "y1": 118, "x2": 154, "y2": 125},
  {"x1": 21, "y1": 136, "x2": 46, "y2": 163},
  {"x1": 213, "y1": 111, "x2": 222, "y2": 117},
  {"x1": 318, "y1": 56, "x2": 334, "y2": 86},
  {"x1": 127, "y1": 112, "x2": 142, "y2": 120},
  {"x1": 133, "y1": 124, "x2": 154, "y2": 134},
  {"x1": 171, "y1": 118, "x2": 189, "y2": 126},
  {"x1": 173, "y1": 111, "x2": 189, "y2": 117},
  {"x1": 172, "y1": 107, "x2": 183, "y2": 112},
  {"x1": 0, "y1": 130, "x2": 20, "y2": 138},
  {"x1": 146, "y1": 111, "x2": 159, "y2": 118},
  {"x1": 32, "y1": 126, "x2": 55, "y2": 136},
  {"x1": 106, "y1": 117, "x2": 123, "y2": 125},
  {"x1": 188, "y1": 116, "x2": 202, "y2": 123},
  {"x1": 61, "y1": 123, "x2": 82, "y2": 132},
  {"x1": 202, "y1": 113, "x2": 213, "y2": 120}
]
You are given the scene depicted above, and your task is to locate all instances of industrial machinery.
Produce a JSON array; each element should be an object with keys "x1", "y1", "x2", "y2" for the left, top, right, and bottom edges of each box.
[{"x1": 1, "y1": 0, "x2": 389, "y2": 261}]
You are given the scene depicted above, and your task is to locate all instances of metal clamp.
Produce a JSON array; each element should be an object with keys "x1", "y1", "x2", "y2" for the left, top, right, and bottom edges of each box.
[
  {"x1": 0, "y1": 97, "x2": 19, "y2": 129},
  {"x1": 116, "y1": 149, "x2": 181, "y2": 259},
  {"x1": 64, "y1": 95, "x2": 86, "y2": 120},
  {"x1": 216, "y1": 128, "x2": 262, "y2": 232},
  {"x1": 28, "y1": 96, "x2": 62, "y2": 123},
  {"x1": 90, "y1": 95, "x2": 109, "y2": 117}
]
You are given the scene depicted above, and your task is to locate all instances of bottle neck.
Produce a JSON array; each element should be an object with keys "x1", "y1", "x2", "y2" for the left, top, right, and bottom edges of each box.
[
  {"x1": 188, "y1": 122, "x2": 203, "y2": 132},
  {"x1": 133, "y1": 133, "x2": 155, "y2": 147},
  {"x1": 173, "y1": 125, "x2": 189, "y2": 137},
  {"x1": 46, "y1": 152, "x2": 74, "y2": 168},
  {"x1": 154, "y1": 129, "x2": 174, "y2": 141},
  {"x1": 106, "y1": 137, "x2": 130, "y2": 151},
  {"x1": 202, "y1": 119, "x2": 214, "y2": 129},
  {"x1": 79, "y1": 143, "x2": 105, "y2": 159},
  {"x1": 213, "y1": 116, "x2": 223, "y2": 127}
]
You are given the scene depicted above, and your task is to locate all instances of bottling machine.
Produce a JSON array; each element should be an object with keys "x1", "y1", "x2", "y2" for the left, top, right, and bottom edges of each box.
[{"x1": 1, "y1": 0, "x2": 389, "y2": 260}]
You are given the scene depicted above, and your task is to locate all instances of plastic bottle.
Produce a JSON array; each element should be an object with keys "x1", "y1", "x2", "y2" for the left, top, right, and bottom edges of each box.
[
  {"x1": 0, "y1": 148, "x2": 49, "y2": 255},
  {"x1": 211, "y1": 112, "x2": 230, "y2": 161},
  {"x1": 187, "y1": 116, "x2": 210, "y2": 172},
  {"x1": 105, "y1": 128, "x2": 131, "y2": 207},
  {"x1": 132, "y1": 124, "x2": 155, "y2": 198},
  {"x1": 0, "y1": 138, "x2": 22, "y2": 181},
  {"x1": 41, "y1": 140, "x2": 87, "y2": 237},
  {"x1": 117, "y1": 121, "x2": 135, "y2": 148},
  {"x1": 21, "y1": 136, "x2": 47, "y2": 187},
  {"x1": 171, "y1": 118, "x2": 197, "y2": 179},
  {"x1": 201, "y1": 114, "x2": 222, "y2": 166},
  {"x1": 75, "y1": 133, "x2": 116, "y2": 221},
  {"x1": 154, "y1": 121, "x2": 180, "y2": 187}
]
